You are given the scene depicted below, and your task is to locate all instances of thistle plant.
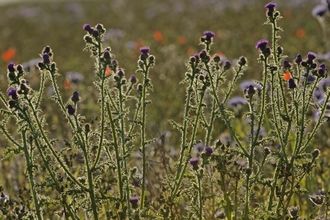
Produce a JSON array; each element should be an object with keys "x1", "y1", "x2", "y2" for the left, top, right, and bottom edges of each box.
[{"x1": 0, "y1": 2, "x2": 329, "y2": 220}]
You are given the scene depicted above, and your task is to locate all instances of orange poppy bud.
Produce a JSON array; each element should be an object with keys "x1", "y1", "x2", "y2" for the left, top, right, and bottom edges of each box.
[{"x1": 283, "y1": 71, "x2": 291, "y2": 81}]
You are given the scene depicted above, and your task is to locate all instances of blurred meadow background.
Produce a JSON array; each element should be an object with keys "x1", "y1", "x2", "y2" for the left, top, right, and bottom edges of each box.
[{"x1": 1, "y1": 0, "x2": 330, "y2": 216}]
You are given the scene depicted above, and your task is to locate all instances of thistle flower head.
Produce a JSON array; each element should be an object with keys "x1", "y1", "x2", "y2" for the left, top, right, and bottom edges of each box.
[
  {"x1": 189, "y1": 158, "x2": 199, "y2": 170},
  {"x1": 255, "y1": 39, "x2": 268, "y2": 50},
  {"x1": 129, "y1": 197, "x2": 139, "y2": 209},
  {"x1": 140, "y1": 46, "x2": 150, "y2": 54}
]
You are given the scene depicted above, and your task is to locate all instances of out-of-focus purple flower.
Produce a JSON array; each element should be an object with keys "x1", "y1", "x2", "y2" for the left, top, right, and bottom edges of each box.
[
  {"x1": 129, "y1": 197, "x2": 139, "y2": 209},
  {"x1": 239, "y1": 80, "x2": 262, "y2": 92},
  {"x1": 194, "y1": 143, "x2": 204, "y2": 152},
  {"x1": 189, "y1": 158, "x2": 199, "y2": 170},
  {"x1": 312, "y1": 5, "x2": 328, "y2": 17},
  {"x1": 313, "y1": 87, "x2": 324, "y2": 103},
  {"x1": 227, "y1": 96, "x2": 247, "y2": 109}
]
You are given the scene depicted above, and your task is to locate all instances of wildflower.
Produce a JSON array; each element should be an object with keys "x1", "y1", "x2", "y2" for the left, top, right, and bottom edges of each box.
[
  {"x1": 177, "y1": 35, "x2": 187, "y2": 45},
  {"x1": 213, "y1": 54, "x2": 221, "y2": 63},
  {"x1": 42, "y1": 53, "x2": 50, "y2": 64},
  {"x1": 238, "y1": 56, "x2": 247, "y2": 66},
  {"x1": 43, "y1": 45, "x2": 51, "y2": 54},
  {"x1": 288, "y1": 78, "x2": 296, "y2": 89},
  {"x1": 71, "y1": 91, "x2": 80, "y2": 103},
  {"x1": 277, "y1": 45, "x2": 283, "y2": 55},
  {"x1": 283, "y1": 71, "x2": 291, "y2": 81},
  {"x1": 227, "y1": 96, "x2": 247, "y2": 109},
  {"x1": 256, "y1": 39, "x2": 270, "y2": 57},
  {"x1": 7, "y1": 62, "x2": 15, "y2": 72},
  {"x1": 244, "y1": 85, "x2": 256, "y2": 98},
  {"x1": 240, "y1": 80, "x2": 262, "y2": 92},
  {"x1": 283, "y1": 60, "x2": 291, "y2": 69},
  {"x1": 129, "y1": 75, "x2": 137, "y2": 84},
  {"x1": 199, "y1": 49, "x2": 207, "y2": 59},
  {"x1": 105, "y1": 66, "x2": 112, "y2": 76},
  {"x1": 129, "y1": 197, "x2": 139, "y2": 209},
  {"x1": 2, "y1": 47, "x2": 16, "y2": 62},
  {"x1": 317, "y1": 63, "x2": 328, "y2": 78},
  {"x1": 203, "y1": 30, "x2": 215, "y2": 41},
  {"x1": 189, "y1": 158, "x2": 199, "y2": 170},
  {"x1": 307, "y1": 52, "x2": 317, "y2": 65},
  {"x1": 103, "y1": 50, "x2": 111, "y2": 59},
  {"x1": 204, "y1": 146, "x2": 214, "y2": 157},
  {"x1": 139, "y1": 46, "x2": 150, "y2": 61},
  {"x1": 63, "y1": 79, "x2": 73, "y2": 90},
  {"x1": 194, "y1": 143, "x2": 204, "y2": 152},
  {"x1": 92, "y1": 30, "x2": 99, "y2": 38},
  {"x1": 312, "y1": 5, "x2": 328, "y2": 17},
  {"x1": 223, "y1": 60, "x2": 231, "y2": 70},
  {"x1": 67, "y1": 104, "x2": 75, "y2": 115},
  {"x1": 265, "y1": 2, "x2": 276, "y2": 17},
  {"x1": 153, "y1": 30, "x2": 163, "y2": 42},
  {"x1": 83, "y1": 24, "x2": 92, "y2": 32},
  {"x1": 255, "y1": 39, "x2": 268, "y2": 50},
  {"x1": 7, "y1": 88, "x2": 18, "y2": 99},
  {"x1": 295, "y1": 54, "x2": 302, "y2": 64},
  {"x1": 117, "y1": 68, "x2": 124, "y2": 78},
  {"x1": 296, "y1": 29, "x2": 305, "y2": 38}
]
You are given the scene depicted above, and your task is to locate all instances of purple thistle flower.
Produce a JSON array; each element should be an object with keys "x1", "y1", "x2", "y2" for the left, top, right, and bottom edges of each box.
[
  {"x1": 255, "y1": 39, "x2": 268, "y2": 50},
  {"x1": 189, "y1": 158, "x2": 199, "y2": 170},
  {"x1": 43, "y1": 53, "x2": 50, "y2": 64},
  {"x1": 307, "y1": 52, "x2": 317, "y2": 63},
  {"x1": 7, "y1": 88, "x2": 18, "y2": 99},
  {"x1": 140, "y1": 46, "x2": 150, "y2": 54},
  {"x1": 227, "y1": 96, "x2": 247, "y2": 108},
  {"x1": 204, "y1": 146, "x2": 214, "y2": 157},
  {"x1": 265, "y1": 2, "x2": 276, "y2": 10},
  {"x1": 204, "y1": 30, "x2": 215, "y2": 41},
  {"x1": 312, "y1": 5, "x2": 328, "y2": 17},
  {"x1": 129, "y1": 197, "x2": 139, "y2": 209},
  {"x1": 7, "y1": 62, "x2": 15, "y2": 72},
  {"x1": 83, "y1": 24, "x2": 92, "y2": 32}
]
